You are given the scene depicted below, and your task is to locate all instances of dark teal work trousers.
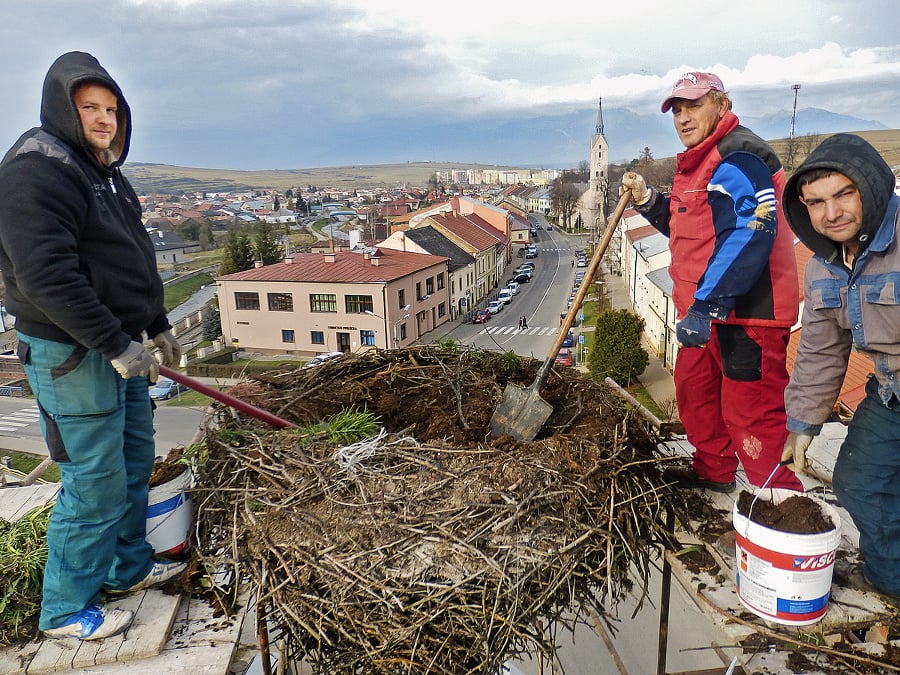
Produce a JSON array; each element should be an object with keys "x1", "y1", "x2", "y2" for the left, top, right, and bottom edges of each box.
[{"x1": 17, "y1": 333, "x2": 156, "y2": 630}]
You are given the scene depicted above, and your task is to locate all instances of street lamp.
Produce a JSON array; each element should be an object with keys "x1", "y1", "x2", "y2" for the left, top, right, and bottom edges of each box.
[
  {"x1": 365, "y1": 304, "x2": 411, "y2": 348},
  {"x1": 790, "y1": 83, "x2": 801, "y2": 141}
]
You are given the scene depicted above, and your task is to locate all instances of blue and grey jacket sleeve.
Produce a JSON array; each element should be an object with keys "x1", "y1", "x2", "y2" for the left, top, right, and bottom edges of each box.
[{"x1": 693, "y1": 151, "x2": 779, "y2": 319}]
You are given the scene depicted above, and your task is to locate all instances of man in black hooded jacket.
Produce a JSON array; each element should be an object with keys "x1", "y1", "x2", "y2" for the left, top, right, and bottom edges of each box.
[
  {"x1": 780, "y1": 133, "x2": 900, "y2": 601},
  {"x1": 0, "y1": 52, "x2": 186, "y2": 639}
]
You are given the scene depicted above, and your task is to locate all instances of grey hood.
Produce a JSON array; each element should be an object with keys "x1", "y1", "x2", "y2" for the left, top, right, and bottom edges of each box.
[{"x1": 783, "y1": 133, "x2": 895, "y2": 263}]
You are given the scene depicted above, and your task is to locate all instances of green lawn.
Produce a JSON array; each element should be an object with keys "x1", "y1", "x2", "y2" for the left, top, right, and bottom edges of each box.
[{"x1": 163, "y1": 272, "x2": 215, "y2": 310}]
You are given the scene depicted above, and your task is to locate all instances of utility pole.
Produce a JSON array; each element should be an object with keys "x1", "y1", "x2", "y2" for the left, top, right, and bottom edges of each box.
[{"x1": 790, "y1": 83, "x2": 801, "y2": 141}]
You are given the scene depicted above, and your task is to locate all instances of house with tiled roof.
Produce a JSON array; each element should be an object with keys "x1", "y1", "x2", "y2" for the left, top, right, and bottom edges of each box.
[
  {"x1": 216, "y1": 247, "x2": 451, "y2": 355},
  {"x1": 378, "y1": 225, "x2": 477, "y2": 319},
  {"x1": 423, "y1": 212, "x2": 507, "y2": 302}
]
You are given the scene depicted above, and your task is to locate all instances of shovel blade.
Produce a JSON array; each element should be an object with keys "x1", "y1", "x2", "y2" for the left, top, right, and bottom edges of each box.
[{"x1": 490, "y1": 382, "x2": 553, "y2": 441}]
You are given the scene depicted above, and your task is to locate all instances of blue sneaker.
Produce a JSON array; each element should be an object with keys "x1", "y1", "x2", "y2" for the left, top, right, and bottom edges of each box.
[
  {"x1": 43, "y1": 604, "x2": 134, "y2": 640},
  {"x1": 107, "y1": 559, "x2": 188, "y2": 595}
]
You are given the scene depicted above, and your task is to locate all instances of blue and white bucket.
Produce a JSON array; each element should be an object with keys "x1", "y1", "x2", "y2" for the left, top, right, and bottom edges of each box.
[{"x1": 146, "y1": 468, "x2": 193, "y2": 556}]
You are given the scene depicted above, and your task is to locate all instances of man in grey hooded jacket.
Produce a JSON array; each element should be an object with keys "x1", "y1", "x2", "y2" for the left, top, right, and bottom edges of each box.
[{"x1": 780, "y1": 133, "x2": 900, "y2": 600}]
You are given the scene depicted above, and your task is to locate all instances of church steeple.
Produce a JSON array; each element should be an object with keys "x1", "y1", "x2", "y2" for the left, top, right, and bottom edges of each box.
[{"x1": 594, "y1": 98, "x2": 604, "y2": 137}]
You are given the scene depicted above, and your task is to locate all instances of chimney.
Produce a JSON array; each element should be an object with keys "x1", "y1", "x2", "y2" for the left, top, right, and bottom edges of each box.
[
  {"x1": 324, "y1": 252, "x2": 337, "y2": 263},
  {"x1": 254, "y1": 260, "x2": 263, "y2": 268},
  {"x1": 283, "y1": 256, "x2": 294, "y2": 264},
  {"x1": 370, "y1": 257, "x2": 381, "y2": 266}
]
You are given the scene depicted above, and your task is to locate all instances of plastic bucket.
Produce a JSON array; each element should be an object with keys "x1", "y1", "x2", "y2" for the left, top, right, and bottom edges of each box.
[
  {"x1": 732, "y1": 488, "x2": 841, "y2": 625},
  {"x1": 146, "y1": 468, "x2": 193, "y2": 556}
]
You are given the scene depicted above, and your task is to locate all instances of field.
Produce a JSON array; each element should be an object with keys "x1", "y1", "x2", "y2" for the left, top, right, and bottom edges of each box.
[{"x1": 124, "y1": 160, "x2": 528, "y2": 194}]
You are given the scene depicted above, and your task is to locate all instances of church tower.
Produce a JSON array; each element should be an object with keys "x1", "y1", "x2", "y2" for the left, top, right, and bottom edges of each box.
[{"x1": 589, "y1": 98, "x2": 609, "y2": 221}]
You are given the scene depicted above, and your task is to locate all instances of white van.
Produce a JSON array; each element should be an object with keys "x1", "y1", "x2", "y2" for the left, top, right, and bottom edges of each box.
[{"x1": 497, "y1": 289, "x2": 513, "y2": 304}]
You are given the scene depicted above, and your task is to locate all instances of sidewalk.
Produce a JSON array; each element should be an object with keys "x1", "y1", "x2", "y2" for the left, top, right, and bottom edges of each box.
[{"x1": 602, "y1": 272, "x2": 677, "y2": 408}]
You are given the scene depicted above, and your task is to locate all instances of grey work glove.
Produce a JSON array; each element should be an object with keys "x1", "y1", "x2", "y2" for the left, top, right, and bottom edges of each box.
[
  {"x1": 781, "y1": 432, "x2": 814, "y2": 474},
  {"x1": 110, "y1": 341, "x2": 159, "y2": 382},
  {"x1": 152, "y1": 330, "x2": 182, "y2": 367},
  {"x1": 620, "y1": 172, "x2": 652, "y2": 206}
]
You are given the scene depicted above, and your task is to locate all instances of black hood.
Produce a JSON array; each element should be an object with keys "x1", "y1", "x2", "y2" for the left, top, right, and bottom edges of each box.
[
  {"x1": 783, "y1": 133, "x2": 895, "y2": 262},
  {"x1": 39, "y1": 51, "x2": 131, "y2": 166}
]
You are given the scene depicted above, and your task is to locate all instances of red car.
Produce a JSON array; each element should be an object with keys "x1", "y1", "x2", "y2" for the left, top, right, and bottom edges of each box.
[
  {"x1": 472, "y1": 308, "x2": 491, "y2": 324},
  {"x1": 555, "y1": 348, "x2": 574, "y2": 367}
]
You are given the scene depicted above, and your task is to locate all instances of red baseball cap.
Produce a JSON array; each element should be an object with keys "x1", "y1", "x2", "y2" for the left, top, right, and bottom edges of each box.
[{"x1": 661, "y1": 72, "x2": 725, "y2": 113}]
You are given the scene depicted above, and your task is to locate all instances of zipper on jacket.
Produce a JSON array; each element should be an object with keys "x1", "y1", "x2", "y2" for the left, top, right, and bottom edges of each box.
[{"x1": 108, "y1": 176, "x2": 117, "y2": 194}]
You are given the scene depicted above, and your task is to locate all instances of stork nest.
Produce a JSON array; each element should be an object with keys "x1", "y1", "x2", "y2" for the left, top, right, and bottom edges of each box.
[{"x1": 191, "y1": 345, "x2": 691, "y2": 674}]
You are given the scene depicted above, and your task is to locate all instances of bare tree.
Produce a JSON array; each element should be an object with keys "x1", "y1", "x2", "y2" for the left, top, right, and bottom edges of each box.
[{"x1": 550, "y1": 178, "x2": 582, "y2": 230}]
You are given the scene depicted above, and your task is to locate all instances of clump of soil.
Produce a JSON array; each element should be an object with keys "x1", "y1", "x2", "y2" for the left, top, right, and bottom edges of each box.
[{"x1": 736, "y1": 489, "x2": 835, "y2": 534}]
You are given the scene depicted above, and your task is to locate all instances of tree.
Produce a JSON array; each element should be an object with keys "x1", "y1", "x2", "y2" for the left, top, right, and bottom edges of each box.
[
  {"x1": 587, "y1": 308, "x2": 649, "y2": 387},
  {"x1": 549, "y1": 177, "x2": 582, "y2": 230},
  {"x1": 219, "y1": 228, "x2": 255, "y2": 275},
  {"x1": 202, "y1": 307, "x2": 222, "y2": 342},
  {"x1": 254, "y1": 221, "x2": 284, "y2": 265}
]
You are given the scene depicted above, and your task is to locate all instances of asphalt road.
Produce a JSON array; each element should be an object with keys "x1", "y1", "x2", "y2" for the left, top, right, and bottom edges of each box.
[
  {"x1": 442, "y1": 217, "x2": 590, "y2": 363},
  {"x1": 0, "y1": 396, "x2": 205, "y2": 460}
]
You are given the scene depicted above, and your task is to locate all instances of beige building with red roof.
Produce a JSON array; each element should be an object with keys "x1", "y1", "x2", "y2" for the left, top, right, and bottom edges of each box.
[{"x1": 216, "y1": 247, "x2": 450, "y2": 355}]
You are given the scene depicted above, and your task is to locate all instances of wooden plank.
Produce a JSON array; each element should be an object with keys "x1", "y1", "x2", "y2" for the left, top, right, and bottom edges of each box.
[
  {"x1": 25, "y1": 636, "x2": 79, "y2": 674},
  {"x1": 0, "y1": 639, "x2": 39, "y2": 674},
  {"x1": 0, "y1": 483, "x2": 58, "y2": 521},
  {"x1": 115, "y1": 591, "x2": 181, "y2": 661}
]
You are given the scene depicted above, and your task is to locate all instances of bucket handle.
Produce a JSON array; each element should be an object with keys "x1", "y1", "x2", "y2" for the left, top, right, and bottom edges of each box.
[{"x1": 744, "y1": 461, "x2": 787, "y2": 534}]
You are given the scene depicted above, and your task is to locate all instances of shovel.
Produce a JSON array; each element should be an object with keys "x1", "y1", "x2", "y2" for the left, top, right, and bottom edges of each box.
[
  {"x1": 159, "y1": 365, "x2": 296, "y2": 429},
  {"x1": 489, "y1": 192, "x2": 631, "y2": 441}
]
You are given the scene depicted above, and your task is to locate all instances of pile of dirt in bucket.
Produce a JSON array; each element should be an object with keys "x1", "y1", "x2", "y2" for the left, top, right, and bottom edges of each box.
[
  {"x1": 190, "y1": 345, "x2": 694, "y2": 675},
  {"x1": 736, "y1": 489, "x2": 835, "y2": 534}
]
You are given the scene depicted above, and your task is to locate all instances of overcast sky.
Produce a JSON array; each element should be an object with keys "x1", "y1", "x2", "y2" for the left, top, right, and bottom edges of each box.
[{"x1": 2, "y1": 0, "x2": 899, "y2": 171}]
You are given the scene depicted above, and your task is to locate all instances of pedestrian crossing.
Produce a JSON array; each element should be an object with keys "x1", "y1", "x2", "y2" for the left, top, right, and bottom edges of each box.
[
  {"x1": 0, "y1": 404, "x2": 40, "y2": 433},
  {"x1": 477, "y1": 325, "x2": 558, "y2": 336}
]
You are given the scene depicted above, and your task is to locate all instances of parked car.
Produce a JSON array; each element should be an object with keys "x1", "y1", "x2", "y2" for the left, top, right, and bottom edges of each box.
[
  {"x1": 562, "y1": 330, "x2": 575, "y2": 348},
  {"x1": 555, "y1": 348, "x2": 574, "y2": 367},
  {"x1": 497, "y1": 289, "x2": 514, "y2": 305},
  {"x1": 576, "y1": 258, "x2": 587, "y2": 267},
  {"x1": 512, "y1": 273, "x2": 531, "y2": 284},
  {"x1": 472, "y1": 308, "x2": 491, "y2": 324},
  {"x1": 487, "y1": 300, "x2": 504, "y2": 314},
  {"x1": 505, "y1": 281, "x2": 520, "y2": 295},
  {"x1": 303, "y1": 351, "x2": 344, "y2": 369},
  {"x1": 149, "y1": 377, "x2": 189, "y2": 400},
  {"x1": 546, "y1": 225, "x2": 553, "y2": 231}
]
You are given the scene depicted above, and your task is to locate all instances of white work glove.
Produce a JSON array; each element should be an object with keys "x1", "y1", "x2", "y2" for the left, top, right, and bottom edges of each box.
[
  {"x1": 620, "y1": 172, "x2": 652, "y2": 206},
  {"x1": 110, "y1": 341, "x2": 159, "y2": 382},
  {"x1": 152, "y1": 330, "x2": 182, "y2": 367},
  {"x1": 781, "y1": 432, "x2": 814, "y2": 474}
]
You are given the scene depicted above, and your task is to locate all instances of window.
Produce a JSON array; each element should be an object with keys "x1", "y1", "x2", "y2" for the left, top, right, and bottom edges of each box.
[
  {"x1": 360, "y1": 329, "x2": 376, "y2": 346},
  {"x1": 268, "y1": 293, "x2": 294, "y2": 312},
  {"x1": 281, "y1": 329, "x2": 295, "y2": 343},
  {"x1": 234, "y1": 292, "x2": 260, "y2": 310},
  {"x1": 398, "y1": 289, "x2": 405, "y2": 309},
  {"x1": 437, "y1": 302, "x2": 446, "y2": 318},
  {"x1": 310, "y1": 294, "x2": 337, "y2": 312},
  {"x1": 345, "y1": 294, "x2": 374, "y2": 314},
  {"x1": 415, "y1": 282, "x2": 422, "y2": 300},
  {"x1": 399, "y1": 323, "x2": 407, "y2": 340},
  {"x1": 310, "y1": 331, "x2": 325, "y2": 344},
  {"x1": 437, "y1": 273, "x2": 445, "y2": 290},
  {"x1": 426, "y1": 277, "x2": 434, "y2": 294}
]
